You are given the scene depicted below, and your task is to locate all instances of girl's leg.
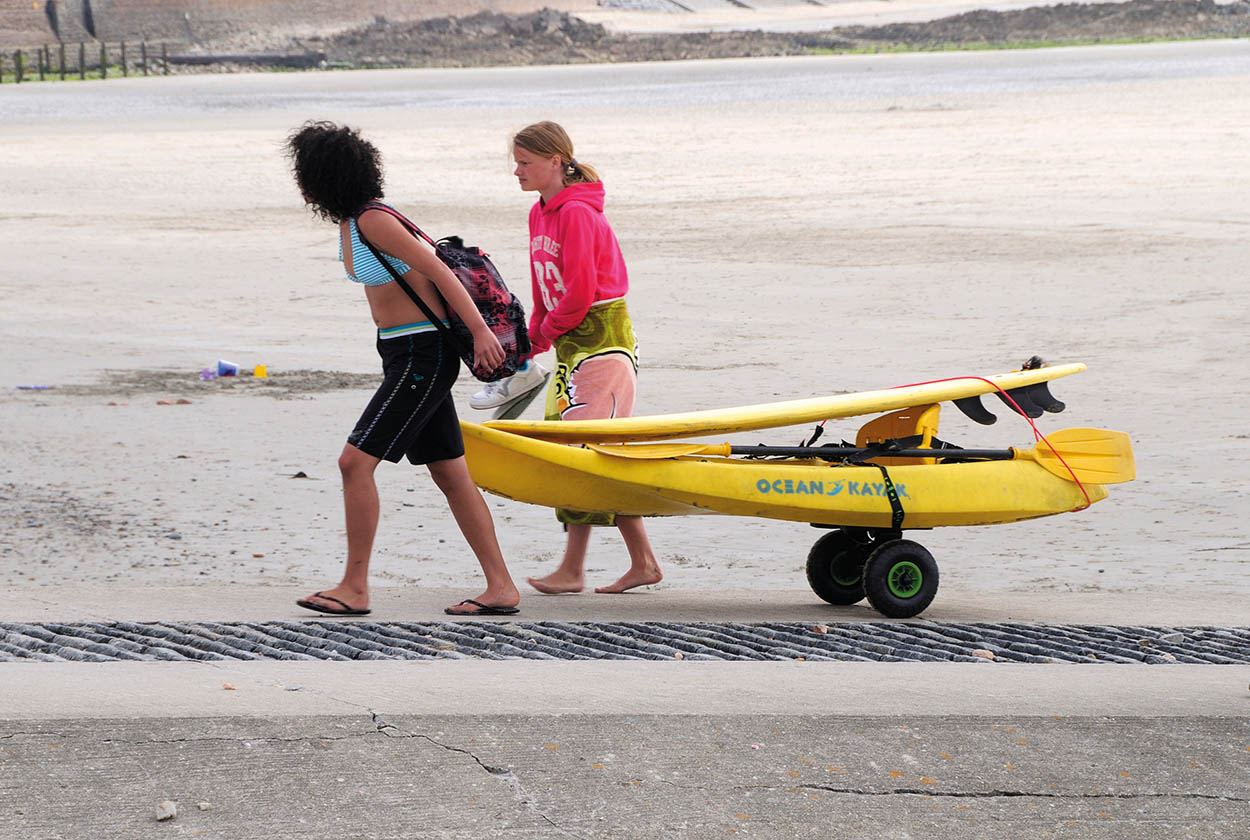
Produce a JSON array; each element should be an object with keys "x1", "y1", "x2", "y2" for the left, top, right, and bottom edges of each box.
[
  {"x1": 534, "y1": 304, "x2": 644, "y2": 593},
  {"x1": 594, "y1": 515, "x2": 663, "y2": 594},
  {"x1": 427, "y1": 456, "x2": 520, "y2": 611},
  {"x1": 298, "y1": 443, "x2": 380, "y2": 612},
  {"x1": 531, "y1": 351, "x2": 637, "y2": 594},
  {"x1": 527, "y1": 524, "x2": 592, "y2": 593}
]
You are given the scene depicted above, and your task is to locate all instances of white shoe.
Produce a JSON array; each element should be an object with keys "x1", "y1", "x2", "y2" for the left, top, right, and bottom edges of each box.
[{"x1": 469, "y1": 361, "x2": 548, "y2": 410}]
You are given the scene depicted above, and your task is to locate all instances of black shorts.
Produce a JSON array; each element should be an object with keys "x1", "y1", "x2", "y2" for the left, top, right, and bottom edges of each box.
[{"x1": 348, "y1": 330, "x2": 463, "y2": 465}]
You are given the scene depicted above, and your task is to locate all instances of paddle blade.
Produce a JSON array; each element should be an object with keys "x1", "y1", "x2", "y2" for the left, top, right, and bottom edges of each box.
[
  {"x1": 1022, "y1": 428, "x2": 1136, "y2": 485},
  {"x1": 586, "y1": 442, "x2": 731, "y2": 460}
]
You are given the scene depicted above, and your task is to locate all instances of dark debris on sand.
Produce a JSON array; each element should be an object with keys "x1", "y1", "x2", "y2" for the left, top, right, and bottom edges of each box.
[
  {"x1": 51, "y1": 369, "x2": 380, "y2": 400},
  {"x1": 838, "y1": 0, "x2": 1250, "y2": 47},
  {"x1": 297, "y1": 1, "x2": 1250, "y2": 70}
]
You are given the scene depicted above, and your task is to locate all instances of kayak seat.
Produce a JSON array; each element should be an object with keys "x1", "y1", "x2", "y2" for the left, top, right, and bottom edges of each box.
[{"x1": 856, "y1": 404, "x2": 941, "y2": 466}]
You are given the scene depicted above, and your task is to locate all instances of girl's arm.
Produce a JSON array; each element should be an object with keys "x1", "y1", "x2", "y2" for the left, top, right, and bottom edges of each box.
[
  {"x1": 527, "y1": 255, "x2": 552, "y2": 356},
  {"x1": 359, "y1": 209, "x2": 505, "y2": 372}
]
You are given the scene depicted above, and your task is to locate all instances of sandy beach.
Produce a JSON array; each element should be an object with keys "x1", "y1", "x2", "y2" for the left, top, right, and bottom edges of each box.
[
  {"x1": 4, "y1": 34, "x2": 1250, "y2": 840},
  {"x1": 2, "y1": 40, "x2": 1247, "y2": 605}
]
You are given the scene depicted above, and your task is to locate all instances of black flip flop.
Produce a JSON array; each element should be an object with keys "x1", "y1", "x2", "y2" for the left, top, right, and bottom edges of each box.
[
  {"x1": 296, "y1": 591, "x2": 371, "y2": 616},
  {"x1": 444, "y1": 598, "x2": 519, "y2": 616}
]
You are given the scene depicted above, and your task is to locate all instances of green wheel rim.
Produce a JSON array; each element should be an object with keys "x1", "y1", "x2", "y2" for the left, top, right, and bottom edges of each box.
[
  {"x1": 887, "y1": 561, "x2": 924, "y2": 599},
  {"x1": 831, "y1": 554, "x2": 862, "y2": 587}
]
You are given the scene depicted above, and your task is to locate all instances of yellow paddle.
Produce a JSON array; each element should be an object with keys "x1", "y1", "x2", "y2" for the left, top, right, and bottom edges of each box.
[
  {"x1": 586, "y1": 442, "x2": 732, "y2": 460},
  {"x1": 586, "y1": 427, "x2": 1135, "y2": 485},
  {"x1": 1015, "y1": 427, "x2": 1135, "y2": 484}
]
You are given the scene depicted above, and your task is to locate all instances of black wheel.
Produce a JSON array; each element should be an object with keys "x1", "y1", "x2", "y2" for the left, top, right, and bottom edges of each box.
[
  {"x1": 862, "y1": 539, "x2": 939, "y2": 618},
  {"x1": 805, "y1": 529, "x2": 874, "y2": 606}
]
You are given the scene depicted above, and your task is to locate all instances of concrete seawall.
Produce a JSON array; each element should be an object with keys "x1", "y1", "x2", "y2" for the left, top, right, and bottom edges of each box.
[{"x1": 1, "y1": 0, "x2": 597, "y2": 47}]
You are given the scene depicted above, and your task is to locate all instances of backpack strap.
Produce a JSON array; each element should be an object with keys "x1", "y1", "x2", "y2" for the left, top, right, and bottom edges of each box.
[{"x1": 359, "y1": 201, "x2": 437, "y2": 248}]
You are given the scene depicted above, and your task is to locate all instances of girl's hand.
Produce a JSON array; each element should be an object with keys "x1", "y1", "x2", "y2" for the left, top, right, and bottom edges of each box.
[{"x1": 472, "y1": 326, "x2": 506, "y2": 374}]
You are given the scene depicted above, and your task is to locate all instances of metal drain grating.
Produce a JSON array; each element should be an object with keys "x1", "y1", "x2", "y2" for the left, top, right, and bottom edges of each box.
[{"x1": 2, "y1": 621, "x2": 1249, "y2": 664}]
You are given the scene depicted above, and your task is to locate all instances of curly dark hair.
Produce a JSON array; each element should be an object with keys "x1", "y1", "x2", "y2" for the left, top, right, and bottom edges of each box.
[{"x1": 285, "y1": 120, "x2": 385, "y2": 223}]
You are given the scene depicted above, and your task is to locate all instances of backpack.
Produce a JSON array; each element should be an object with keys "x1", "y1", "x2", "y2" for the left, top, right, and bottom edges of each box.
[{"x1": 356, "y1": 202, "x2": 531, "y2": 382}]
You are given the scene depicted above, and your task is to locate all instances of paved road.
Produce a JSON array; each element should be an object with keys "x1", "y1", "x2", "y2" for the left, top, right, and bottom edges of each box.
[
  {"x1": 586, "y1": 0, "x2": 1141, "y2": 34},
  {"x1": 6, "y1": 713, "x2": 1248, "y2": 838},
  {"x1": 3, "y1": 586, "x2": 1249, "y2": 838}
]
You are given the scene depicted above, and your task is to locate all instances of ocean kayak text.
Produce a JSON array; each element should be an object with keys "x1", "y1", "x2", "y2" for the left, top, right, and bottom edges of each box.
[{"x1": 755, "y1": 478, "x2": 910, "y2": 499}]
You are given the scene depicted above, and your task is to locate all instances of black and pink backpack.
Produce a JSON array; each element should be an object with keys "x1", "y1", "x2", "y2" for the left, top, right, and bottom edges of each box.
[{"x1": 357, "y1": 202, "x2": 531, "y2": 382}]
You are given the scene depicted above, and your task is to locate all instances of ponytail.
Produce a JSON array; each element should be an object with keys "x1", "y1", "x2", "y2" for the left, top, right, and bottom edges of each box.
[{"x1": 514, "y1": 121, "x2": 600, "y2": 186}]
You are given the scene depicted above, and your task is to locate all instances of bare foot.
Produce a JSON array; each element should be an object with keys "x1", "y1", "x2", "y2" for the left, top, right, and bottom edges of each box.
[
  {"x1": 594, "y1": 566, "x2": 663, "y2": 594},
  {"x1": 296, "y1": 584, "x2": 369, "y2": 615},
  {"x1": 527, "y1": 572, "x2": 584, "y2": 594}
]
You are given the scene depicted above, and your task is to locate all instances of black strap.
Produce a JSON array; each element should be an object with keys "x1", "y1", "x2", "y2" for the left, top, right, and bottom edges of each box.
[
  {"x1": 800, "y1": 424, "x2": 824, "y2": 447},
  {"x1": 870, "y1": 464, "x2": 905, "y2": 530}
]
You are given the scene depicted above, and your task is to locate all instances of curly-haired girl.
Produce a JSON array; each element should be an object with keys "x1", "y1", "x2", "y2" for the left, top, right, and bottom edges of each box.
[{"x1": 285, "y1": 120, "x2": 520, "y2": 617}]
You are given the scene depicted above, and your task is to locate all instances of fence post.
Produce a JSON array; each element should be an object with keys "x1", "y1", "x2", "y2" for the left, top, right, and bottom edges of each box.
[
  {"x1": 140, "y1": 41, "x2": 148, "y2": 76},
  {"x1": 0, "y1": 52, "x2": 5, "y2": 85},
  {"x1": 161, "y1": 42, "x2": 168, "y2": 75},
  {"x1": 59, "y1": 42, "x2": 65, "y2": 80},
  {"x1": 99, "y1": 42, "x2": 106, "y2": 79},
  {"x1": 37, "y1": 46, "x2": 45, "y2": 81},
  {"x1": 120, "y1": 41, "x2": 127, "y2": 77},
  {"x1": 78, "y1": 42, "x2": 85, "y2": 80},
  {"x1": 15, "y1": 50, "x2": 23, "y2": 84}
]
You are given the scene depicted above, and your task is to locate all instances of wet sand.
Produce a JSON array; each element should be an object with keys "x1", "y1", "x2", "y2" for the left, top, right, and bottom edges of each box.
[{"x1": 1, "y1": 41, "x2": 1247, "y2": 605}]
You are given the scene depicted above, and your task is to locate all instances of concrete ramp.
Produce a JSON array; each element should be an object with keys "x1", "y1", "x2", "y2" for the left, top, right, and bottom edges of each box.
[
  {"x1": 2, "y1": 0, "x2": 602, "y2": 47},
  {"x1": 0, "y1": 0, "x2": 59, "y2": 45}
]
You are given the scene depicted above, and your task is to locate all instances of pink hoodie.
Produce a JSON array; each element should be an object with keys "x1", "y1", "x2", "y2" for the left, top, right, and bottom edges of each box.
[{"x1": 526, "y1": 181, "x2": 629, "y2": 354}]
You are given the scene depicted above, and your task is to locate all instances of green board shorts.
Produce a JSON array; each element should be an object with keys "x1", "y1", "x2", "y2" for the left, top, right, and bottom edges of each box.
[{"x1": 546, "y1": 298, "x2": 639, "y2": 527}]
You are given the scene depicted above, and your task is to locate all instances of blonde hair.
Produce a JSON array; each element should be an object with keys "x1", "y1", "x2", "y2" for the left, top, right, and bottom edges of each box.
[{"x1": 513, "y1": 121, "x2": 601, "y2": 186}]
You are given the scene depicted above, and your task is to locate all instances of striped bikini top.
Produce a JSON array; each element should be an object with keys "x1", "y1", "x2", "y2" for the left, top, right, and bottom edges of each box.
[{"x1": 339, "y1": 204, "x2": 412, "y2": 286}]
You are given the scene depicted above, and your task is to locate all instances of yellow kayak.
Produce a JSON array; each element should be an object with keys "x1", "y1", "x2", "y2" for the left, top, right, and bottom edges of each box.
[
  {"x1": 461, "y1": 422, "x2": 1112, "y2": 530},
  {"x1": 462, "y1": 362, "x2": 1134, "y2": 619}
]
